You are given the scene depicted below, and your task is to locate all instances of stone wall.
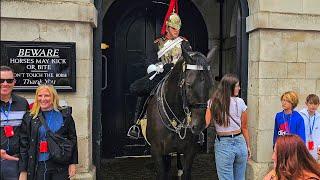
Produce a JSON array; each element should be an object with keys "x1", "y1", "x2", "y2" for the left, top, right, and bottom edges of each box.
[
  {"x1": 246, "y1": 0, "x2": 320, "y2": 179},
  {"x1": 1, "y1": 0, "x2": 97, "y2": 179}
]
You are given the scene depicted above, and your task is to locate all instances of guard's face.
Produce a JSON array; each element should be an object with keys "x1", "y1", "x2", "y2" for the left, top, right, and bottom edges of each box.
[
  {"x1": 0, "y1": 71, "x2": 15, "y2": 98},
  {"x1": 166, "y1": 26, "x2": 180, "y2": 40},
  {"x1": 38, "y1": 88, "x2": 53, "y2": 111}
]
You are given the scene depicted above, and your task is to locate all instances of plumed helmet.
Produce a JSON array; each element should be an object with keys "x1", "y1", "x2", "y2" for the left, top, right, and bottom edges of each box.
[{"x1": 166, "y1": 13, "x2": 181, "y2": 30}]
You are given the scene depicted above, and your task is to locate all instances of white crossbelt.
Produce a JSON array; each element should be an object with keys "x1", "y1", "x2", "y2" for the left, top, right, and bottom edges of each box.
[{"x1": 157, "y1": 37, "x2": 183, "y2": 59}]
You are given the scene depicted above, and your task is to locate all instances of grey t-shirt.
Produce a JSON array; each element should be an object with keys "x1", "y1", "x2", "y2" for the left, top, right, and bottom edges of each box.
[{"x1": 215, "y1": 97, "x2": 247, "y2": 133}]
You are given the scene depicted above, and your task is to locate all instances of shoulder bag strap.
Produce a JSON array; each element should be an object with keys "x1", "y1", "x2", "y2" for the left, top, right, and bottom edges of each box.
[{"x1": 38, "y1": 112, "x2": 52, "y2": 133}]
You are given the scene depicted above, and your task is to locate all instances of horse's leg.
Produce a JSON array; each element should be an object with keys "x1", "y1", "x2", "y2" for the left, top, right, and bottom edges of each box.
[
  {"x1": 151, "y1": 148, "x2": 170, "y2": 180},
  {"x1": 181, "y1": 148, "x2": 197, "y2": 180},
  {"x1": 177, "y1": 153, "x2": 183, "y2": 180}
]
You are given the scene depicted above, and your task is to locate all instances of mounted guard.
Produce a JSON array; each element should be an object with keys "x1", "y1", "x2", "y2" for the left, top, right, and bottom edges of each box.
[{"x1": 127, "y1": 5, "x2": 192, "y2": 139}]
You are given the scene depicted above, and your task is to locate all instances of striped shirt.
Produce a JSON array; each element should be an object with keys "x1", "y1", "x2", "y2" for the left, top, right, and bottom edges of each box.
[{"x1": 0, "y1": 94, "x2": 29, "y2": 155}]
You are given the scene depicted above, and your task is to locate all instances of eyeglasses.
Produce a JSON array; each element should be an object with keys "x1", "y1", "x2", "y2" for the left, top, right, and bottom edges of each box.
[{"x1": 0, "y1": 79, "x2": 15, "y2": 84}]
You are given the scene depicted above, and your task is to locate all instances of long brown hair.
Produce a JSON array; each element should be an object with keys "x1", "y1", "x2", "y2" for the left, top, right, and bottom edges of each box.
[
  {"x1": 275, "y1": 134, "x2": 320, "y2": 179},
  {"x1": 210, "y1": 74, "x2": 239, "y2": 127}
]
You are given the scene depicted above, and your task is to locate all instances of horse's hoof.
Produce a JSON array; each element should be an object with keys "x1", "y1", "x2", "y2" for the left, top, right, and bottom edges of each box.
[{"x1": 177, "y1": 169, "x2": 183, "y2": 177}]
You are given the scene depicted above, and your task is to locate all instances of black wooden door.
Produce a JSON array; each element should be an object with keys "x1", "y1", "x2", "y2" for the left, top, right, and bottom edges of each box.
[{"x1": 102, "y1": 0, "x2": 208, "y2": 158}]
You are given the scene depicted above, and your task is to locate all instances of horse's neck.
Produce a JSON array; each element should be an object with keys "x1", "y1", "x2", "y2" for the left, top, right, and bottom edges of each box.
[{"x1": 164, "y1": 68, "x2": 184, "y2": 116}]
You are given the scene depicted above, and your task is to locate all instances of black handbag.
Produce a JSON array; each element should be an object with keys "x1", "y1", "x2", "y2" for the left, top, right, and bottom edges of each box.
[{"x1": 39, "y1": 113, "x2": 73, "y2": 164}]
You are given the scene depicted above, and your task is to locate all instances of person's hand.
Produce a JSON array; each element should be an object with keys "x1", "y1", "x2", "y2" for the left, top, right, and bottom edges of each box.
[
  {"x1": 263, "y1": 169, "x2": 277, "y2": 180},
  {"x1": 19, "y1": 171, "x2": 27, "y2": 180},
  {"x1": 247, "y1": 147, "x2": 252, "y2": 160},
  {"x1": 0, "y1": 149, "x2": 6, "y2": 158},
  {"x1": 0, "y1": 149, "x2": 19, "y2": 161},
  {"x1": 68, "y1": 164, "x2": 76, "y2": 178}
]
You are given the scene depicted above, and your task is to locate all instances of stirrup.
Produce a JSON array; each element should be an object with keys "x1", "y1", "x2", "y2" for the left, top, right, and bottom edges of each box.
[
  {"x1": 127, "y1": 125, "x2": 140, "y2": 139},
  {"x1": 197, "y1": 132, "x2": 204, "y2": 145}
]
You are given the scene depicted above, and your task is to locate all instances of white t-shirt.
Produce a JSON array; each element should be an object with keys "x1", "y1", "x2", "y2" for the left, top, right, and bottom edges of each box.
[{"x1": 215, "y1": 97, "x2": 247, "y2": 133}]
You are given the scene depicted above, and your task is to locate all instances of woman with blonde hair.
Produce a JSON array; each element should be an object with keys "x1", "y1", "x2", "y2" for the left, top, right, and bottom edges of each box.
[
  {"x1": 19, "y1": 84, "x2": 78, "y2": 180},
  {"x1": 264, "y1": 134, "x2": 320, "y2": 180}
]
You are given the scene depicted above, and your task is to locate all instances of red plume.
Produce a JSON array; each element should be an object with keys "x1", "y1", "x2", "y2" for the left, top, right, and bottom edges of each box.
[{"x1": 160, "y1": 0, "x2": 179, "y2": 35}]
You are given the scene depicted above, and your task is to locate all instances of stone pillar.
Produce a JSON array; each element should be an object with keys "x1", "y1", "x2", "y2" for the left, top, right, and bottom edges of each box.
[
  {"x1": 246, "y1": 0, "x2": 320, "y2": 179},
  {"x1": 1, "y1": 1, "x2": 97, "y2": 179}
]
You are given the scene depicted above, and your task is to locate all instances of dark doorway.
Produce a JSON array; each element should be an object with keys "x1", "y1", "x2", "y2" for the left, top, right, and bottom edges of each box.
[
  {"x1": 219, "y1": 0, "x2": 249, "y2": 100},
  {"x1": 101, "y1": 0, "x2": 208, "y2": 158}
]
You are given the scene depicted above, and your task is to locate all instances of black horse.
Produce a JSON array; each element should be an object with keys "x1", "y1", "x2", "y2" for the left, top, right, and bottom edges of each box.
[{"x1": 146, "y1": 49, "x2": 214, "y2": 180}]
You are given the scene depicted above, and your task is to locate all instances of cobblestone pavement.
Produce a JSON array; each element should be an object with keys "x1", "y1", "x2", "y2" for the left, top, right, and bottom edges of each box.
[{"x1": 101, "y1": 153, "x2": 218, "y2": 180}]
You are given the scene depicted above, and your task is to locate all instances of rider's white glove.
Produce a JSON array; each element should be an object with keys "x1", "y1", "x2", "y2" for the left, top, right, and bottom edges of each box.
[{"x1": 147, "y1": 63, "x2": 164, "y2": 74}]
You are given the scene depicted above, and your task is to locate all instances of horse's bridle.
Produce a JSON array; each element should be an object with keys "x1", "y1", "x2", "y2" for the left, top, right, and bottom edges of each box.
[
  {"x1": 180, "y1": 63, "x2": 210, "y2": 113},
  {"x1": 157, "y1": 61, "x2": 211, "y2": 139}
]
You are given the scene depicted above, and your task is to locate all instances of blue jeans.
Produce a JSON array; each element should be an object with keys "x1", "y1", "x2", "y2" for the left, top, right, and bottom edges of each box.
[
  {"x1": 0, "y1": 159, "x2": 19, "y2": 180},
  {"x1": 214, "y1": 134, "x2": 248, "y2": 180}
]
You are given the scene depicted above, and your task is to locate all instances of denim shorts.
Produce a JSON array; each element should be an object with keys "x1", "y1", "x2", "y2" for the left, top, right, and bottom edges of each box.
[{"x1": 214, "y1": 134, "x2": 248, "y2": 180}]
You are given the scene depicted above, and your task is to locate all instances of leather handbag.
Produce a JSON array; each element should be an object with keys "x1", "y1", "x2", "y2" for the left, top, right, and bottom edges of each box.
[{"x1": 39, "y1": 113, "x2": 73, "y2": 164}]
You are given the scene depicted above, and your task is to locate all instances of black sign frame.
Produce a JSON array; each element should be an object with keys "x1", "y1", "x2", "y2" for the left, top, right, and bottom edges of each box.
[{"x1": 1, "y1": 41, "x2": 76, "y2": 92}]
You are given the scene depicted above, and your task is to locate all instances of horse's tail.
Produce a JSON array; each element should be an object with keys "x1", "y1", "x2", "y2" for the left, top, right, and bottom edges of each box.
[{"x1": 177, "y1": 153, "x2": 183, "y2": 177}]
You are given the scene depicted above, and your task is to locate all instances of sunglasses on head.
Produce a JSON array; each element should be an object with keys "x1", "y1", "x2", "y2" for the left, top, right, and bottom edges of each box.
[{"x1": 0, "y1": 79, "x2": 15, "y2": 83}]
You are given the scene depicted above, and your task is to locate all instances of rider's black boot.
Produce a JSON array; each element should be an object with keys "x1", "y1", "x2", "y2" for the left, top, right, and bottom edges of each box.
[{"x1": 127, "y1": 96, "x2": 146, "y2": 139}]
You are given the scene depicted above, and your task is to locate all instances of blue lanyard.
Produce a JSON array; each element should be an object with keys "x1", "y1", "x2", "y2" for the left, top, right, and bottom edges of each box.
[
  {"x1": 1, "y1": 103, "x2": 12, "y2": 121},
  {"x1": 282, "y1": 111, "x2": 291, "y2": 132},
  {"x1": 308, "y1": 115, "x2": 316, "y2": 136}
]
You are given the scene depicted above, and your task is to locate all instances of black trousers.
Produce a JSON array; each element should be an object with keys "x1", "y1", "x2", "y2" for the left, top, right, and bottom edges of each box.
[
  {"x1": 35, "y1": 161, "x2": 69, "y2": 180},
  {"x1": 0, "y1": 159, "x2": 19, "y2": 180}
]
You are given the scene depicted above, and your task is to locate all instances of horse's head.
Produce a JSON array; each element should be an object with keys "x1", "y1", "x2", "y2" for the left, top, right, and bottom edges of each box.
[{"x1": 174, "y1": 50, "x2": 213, "y2": 135}]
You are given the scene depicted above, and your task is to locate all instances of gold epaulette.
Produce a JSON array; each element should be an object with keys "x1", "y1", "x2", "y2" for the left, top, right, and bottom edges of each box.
[
  {"x1": 154, "y1": 38, "x2": 160, "y2": 43},
  {"x1": 154, "y1": 37, "x2": 166, "y2": 44}
]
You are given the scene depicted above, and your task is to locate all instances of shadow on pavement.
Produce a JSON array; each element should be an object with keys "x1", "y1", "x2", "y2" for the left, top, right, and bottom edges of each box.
[{"x1": 101, "y1": 153, "x2": 218, "y2": 180}]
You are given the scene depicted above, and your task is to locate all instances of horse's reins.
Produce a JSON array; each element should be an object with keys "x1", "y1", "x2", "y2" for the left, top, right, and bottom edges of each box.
[{"x1": 156, "y1": 60, "x2": 210, "y2": 139}]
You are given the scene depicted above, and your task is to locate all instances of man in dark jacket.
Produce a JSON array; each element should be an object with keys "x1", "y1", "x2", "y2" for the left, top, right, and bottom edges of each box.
[
  {"x1": 127, "y1": 12, "x2": 192, "y2": 139},
  {"x1": 0, "y1": 66, "x2": 29, "y2": 180}
]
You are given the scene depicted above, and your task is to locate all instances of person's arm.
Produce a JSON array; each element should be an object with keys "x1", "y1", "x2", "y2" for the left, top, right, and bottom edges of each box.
[
  {"x1": 0, "y1": 149, "x2": 19, "y2": 161},
  {"x1": 296, "y1": 114, "x2": 306, "y2": 143},
  {"x1": 67, "y1": 115, "x2": 78, "y2": 165},
  {"x1": 67, "y1": 114, "x2": 78, "y2": 178},
  {"x1": 146, "y1": 42, "x2": 159, "y2": 66},
  {"x1": 241, "y1": 110, "x2": 251, "y2": 159},
  {"x1": 19, "y1": 113, "x2": 31, "y2": 173},
  {"x1": 273, "y1": 114, "x2": 279, "y2": 146}
]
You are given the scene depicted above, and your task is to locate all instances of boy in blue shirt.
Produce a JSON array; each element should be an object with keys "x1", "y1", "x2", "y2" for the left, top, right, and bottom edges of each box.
[{"x1": 273, "y1": 91, "x2": 305, "y2": 145}]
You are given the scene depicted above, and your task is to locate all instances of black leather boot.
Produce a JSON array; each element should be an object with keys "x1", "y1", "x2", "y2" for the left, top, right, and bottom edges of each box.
[{"x1": 127, "y1": 96, "x2": 147, "y2": 139}]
